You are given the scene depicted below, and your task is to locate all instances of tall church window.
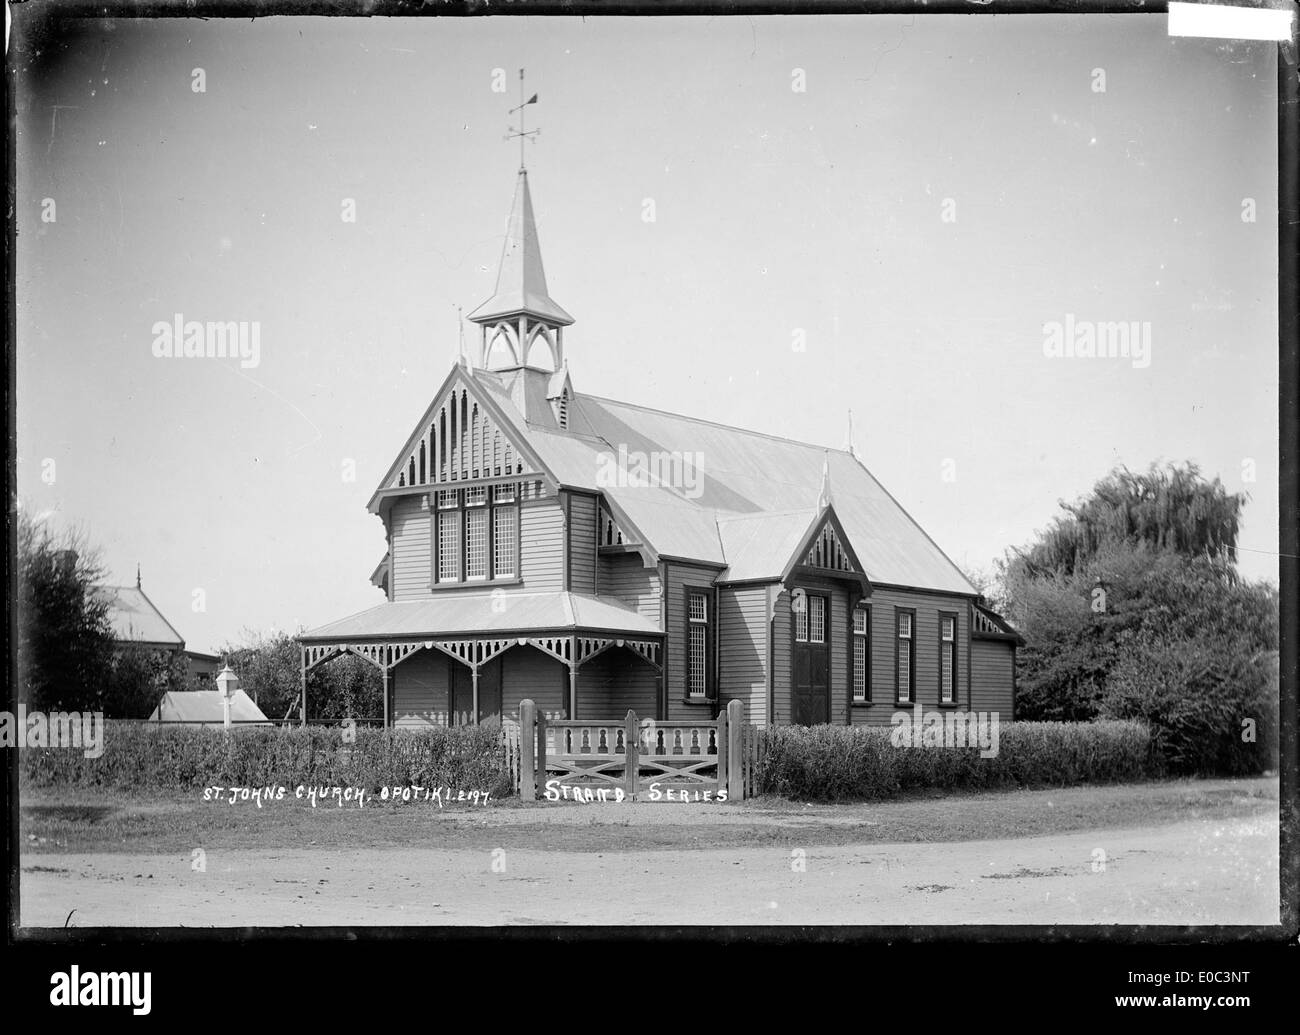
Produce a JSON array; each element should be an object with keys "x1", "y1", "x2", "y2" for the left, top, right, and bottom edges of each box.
[
  {"x1": 687, "y1": 590, "x2": 710, "y2": 700},
  {"x1": 432, "y1": 484, "x2": 520, "y2": 585}
]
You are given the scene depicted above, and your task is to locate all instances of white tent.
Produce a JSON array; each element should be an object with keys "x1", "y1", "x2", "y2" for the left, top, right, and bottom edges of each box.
[{"x1": 147, "y1": 688, "x2": 272, "y2": 726}]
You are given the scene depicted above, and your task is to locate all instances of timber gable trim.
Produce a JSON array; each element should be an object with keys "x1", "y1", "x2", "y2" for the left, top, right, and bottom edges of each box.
[
  {"x1": 783, "y1": 506, "x2": 872, "y2": 593},
  {"x1": 368, "y1": 365, "x2": 557, "y2": 513}
]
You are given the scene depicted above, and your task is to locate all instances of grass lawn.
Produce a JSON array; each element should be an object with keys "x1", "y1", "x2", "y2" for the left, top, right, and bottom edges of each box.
[{"x1": 19, "y1": 775, "x2": 1278, "y2": 856}]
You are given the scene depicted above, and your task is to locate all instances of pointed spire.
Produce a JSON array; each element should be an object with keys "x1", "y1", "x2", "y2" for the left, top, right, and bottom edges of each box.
[
  {"x1": 818, "y1": 451, "x2": 834, "y2": 511},
  {"x1": 468, "y1": 169, "x2": 574, "y2": 328},
  {"x1": 136, "y1": 563, "x2": 141, "y2": 589},
  {"x1": 845, "y1": 409, "x2": 857, "y2": 458}
]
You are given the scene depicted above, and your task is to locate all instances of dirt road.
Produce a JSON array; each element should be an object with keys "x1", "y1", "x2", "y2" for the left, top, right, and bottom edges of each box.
[{"x1": 21, "y1": 811, "x2": 1278, "y2": 927}]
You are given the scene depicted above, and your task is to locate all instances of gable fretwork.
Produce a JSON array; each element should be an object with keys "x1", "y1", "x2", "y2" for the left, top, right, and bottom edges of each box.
[
  {"x1": 805, "y1": 522, "x2": 856, "y2": 574},
  {"x1": 391, "y1": 383, "x2": 534, "y2": 490},
  {"x1": 598, "y1": 501, "x2": 638, "y2": 548}
]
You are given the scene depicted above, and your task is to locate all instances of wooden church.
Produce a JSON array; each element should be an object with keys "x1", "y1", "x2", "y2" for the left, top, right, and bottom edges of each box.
[{"x1": 300, "y1": 162, "x2": 1021, "y2": 729}]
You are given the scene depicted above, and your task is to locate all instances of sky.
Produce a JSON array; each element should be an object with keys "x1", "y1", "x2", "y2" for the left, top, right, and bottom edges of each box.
[{"x1": 14, "y1": 13, "x2": 1280, "y2": 652}]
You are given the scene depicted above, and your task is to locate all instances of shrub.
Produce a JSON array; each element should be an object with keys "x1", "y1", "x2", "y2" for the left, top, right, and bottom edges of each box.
[
  {"x1": 21, "y1": 722, "x2": 514, "y2": 799},
  {"x1": 1100, "y1": 640, "x2": 1278, "y2": 776},
  {"x1": 753, "y1": 719, "x2": 1154, "y2": 802}
]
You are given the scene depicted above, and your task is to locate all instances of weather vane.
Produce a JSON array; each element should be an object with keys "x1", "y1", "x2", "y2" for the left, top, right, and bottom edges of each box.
[{"x1": 505, "y1": 68, "x2": 539, "y2": 170}]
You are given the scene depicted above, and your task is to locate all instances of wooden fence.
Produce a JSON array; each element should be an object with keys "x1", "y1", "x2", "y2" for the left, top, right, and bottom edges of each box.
[{"x1": 506, "y1": 699, "x2": 768, "y2": 801}]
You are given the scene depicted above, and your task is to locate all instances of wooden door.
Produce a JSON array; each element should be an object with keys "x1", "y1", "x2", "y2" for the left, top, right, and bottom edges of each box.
[{"x1": 792, "y1": 592, "x2": 830, "y2": 725}]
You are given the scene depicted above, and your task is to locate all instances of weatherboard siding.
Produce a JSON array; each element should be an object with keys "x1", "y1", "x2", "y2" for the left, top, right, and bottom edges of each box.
[
  {"x1": 566, "y1": 492, "x2": 598, "y2": 594},
  {"x1": 970, "y1": 639, "x2": 1015, "y2": 717},
  {"x1": 850, "y1": 586, "x2": 974, "y2": 726},
  {"x1": 520, "y1": 498, "x2": 565, "y2": 590},
  {"x1": 717, "y1": 584, "x2": 769, "y2": 727},
  {"x1": 597, "y1": 552, "x2": 662, "y2": 623},
  {"x1": 392, "y1": 651, "x2": 449, "y2": 726},
  {"x1": 390, "y1": 496, "x2": 432, "y2": 600},
  {"x1": 576, "y1": 650, "x2": 658, "y2": 720},
  {"x1": 501, "y1": 648, "x2": 566, "y2": 721}
]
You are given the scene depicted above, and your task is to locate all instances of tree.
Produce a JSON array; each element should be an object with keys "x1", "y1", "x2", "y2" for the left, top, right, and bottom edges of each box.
[
  {"x1": 218, "y1": 630, "x2": 302, "y2": 720},
  {"x1": 102, "y1": 646, "x2": 191, "y2": 719},
  {"x1": 15, "y1": 508, "x2": 118, "y2": 712},
  {"x1": 999, "y1": 462, "x2": 1278, "y2": 775},
  {"x1": 1005, "y1": 461, "x2": 1245, "y2": 582},
  {"x1": 218, "y1": 630, "x2": 383, "y2": 722}
]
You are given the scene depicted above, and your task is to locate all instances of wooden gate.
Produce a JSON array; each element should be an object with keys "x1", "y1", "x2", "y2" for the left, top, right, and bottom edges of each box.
[{"x1": 514, "y1": 700, "x2": 750, "y2": 801}]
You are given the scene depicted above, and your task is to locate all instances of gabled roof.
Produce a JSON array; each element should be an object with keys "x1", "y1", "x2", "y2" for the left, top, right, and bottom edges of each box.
[
  {"x1": 467, "y1": 169, "x2": 574, "y2": 327},
  {"x1": 366, "y1": 359, "x2": 977, "y2": 595},
  {"x1": 98, "y1": 586, "x2": 185, "y2": 648},
  {"x1": 453, "y1": 369, "x2": 977, "y2": 594},
  {"x1": 301, "y1": 591, "x2": 662, "y2": 641}
]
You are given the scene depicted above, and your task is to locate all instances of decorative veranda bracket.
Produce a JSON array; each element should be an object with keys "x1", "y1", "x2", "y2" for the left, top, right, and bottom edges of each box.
[{"x1": 302, "y1": 632, "x2": 663, "y2": 676}]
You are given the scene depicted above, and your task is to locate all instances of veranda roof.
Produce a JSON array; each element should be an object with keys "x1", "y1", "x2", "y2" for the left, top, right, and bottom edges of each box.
[{"x1": 300, "y1": 591, "x2": 662, "y2": 642}]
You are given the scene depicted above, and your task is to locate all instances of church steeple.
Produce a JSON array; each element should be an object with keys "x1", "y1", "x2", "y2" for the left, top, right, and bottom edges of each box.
[{"x1": 469, "y1": 168, "x2": 573, "y2": 372}]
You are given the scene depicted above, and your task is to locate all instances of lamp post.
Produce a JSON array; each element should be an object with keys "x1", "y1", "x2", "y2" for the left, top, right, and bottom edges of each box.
[{"x1": 215, "y1": 665, "x2": 239, "y2": 730}]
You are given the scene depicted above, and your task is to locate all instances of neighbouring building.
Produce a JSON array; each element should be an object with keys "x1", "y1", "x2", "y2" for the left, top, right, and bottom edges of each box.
[
  {"x1": 301, "y1": 160, "x2": 1021, "y2": 728},
  {"x1": 100, "y1": 574, "x2": 221, "y2": 686}
]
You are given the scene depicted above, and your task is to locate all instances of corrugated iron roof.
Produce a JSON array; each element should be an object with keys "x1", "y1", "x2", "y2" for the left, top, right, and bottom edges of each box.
[
  {"x1": 716, "y1": 509, "x2": 820, "y2": 582},
  {"x1": 302, "y1": 591, "x2": 662, "y2": 641},
  {"x1": 463, "y1": 369, "x2": 976, "y2": 594},
  {"x1": 148, "y1": 689, "x2": 270, "y2": 724},
  {"x1": 98, "y1": 586, "x2": 186, "y2": 647}
]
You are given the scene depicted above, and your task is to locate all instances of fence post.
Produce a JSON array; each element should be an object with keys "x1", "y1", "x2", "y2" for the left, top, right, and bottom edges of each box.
[
  {"x1": 519, "y1": 699, "x2": 535, "y2": 800},
  {"x1": 716, "y1": 704, "x2": 729, "y2": 801},
  {"x1": 727, "y1": 699, "x2": 744, "y2": 801},
  {"x1": 536, "y1": 709, "x2": 548, "y2": 800},
  {"x1": 625, "y1": 710, "x2": 639, "y2": 801}
]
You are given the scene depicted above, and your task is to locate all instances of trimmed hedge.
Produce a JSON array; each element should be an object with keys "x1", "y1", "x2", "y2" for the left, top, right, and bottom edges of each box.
[
  {"x1": 752, "y1": 720, "x2": 1156, "y2": 802},
  {"x1": 21, "y1": 722, "x2": 514, "y2": 798}
]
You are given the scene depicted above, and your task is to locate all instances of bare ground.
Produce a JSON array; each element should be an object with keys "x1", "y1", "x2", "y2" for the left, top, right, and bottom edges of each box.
[{"x1": 18, "y1": 777, "x2": 1280, "y2": 927}]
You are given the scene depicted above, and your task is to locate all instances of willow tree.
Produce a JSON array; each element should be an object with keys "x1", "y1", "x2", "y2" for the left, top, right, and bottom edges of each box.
[
  {"x1": 999, "y1": 462, "x2": 1276, "y2": 774},
  {"x1": 1008, "y1": 461, "x2": 1244, "y2": 581}
]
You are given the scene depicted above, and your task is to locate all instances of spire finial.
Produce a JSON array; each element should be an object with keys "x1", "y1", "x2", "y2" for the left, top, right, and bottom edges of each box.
[
  {"x1": 845, "y1": 409, "x2": 857, "y2": 458},
  {"x1": 818, "y1": 451, "x2": 834, "y2": 511},
  {"x1": 506, "y1": 68, "x2": 540, "y2": 171},
  {"x1": 136, "y1": 563, "x2": 141, "y2": 589},
  {"x1": 457, "y1": 305, "x2": 467, "y2": 367}
]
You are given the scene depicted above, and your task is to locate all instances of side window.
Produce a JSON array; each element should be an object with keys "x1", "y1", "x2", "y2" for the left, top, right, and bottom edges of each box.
[
  {"x1": 852, "y1": 606, "x2": 870, "y2": 702},
  {"x1": 896, "y1": 610, "x2": 914, "y2": 703}
]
